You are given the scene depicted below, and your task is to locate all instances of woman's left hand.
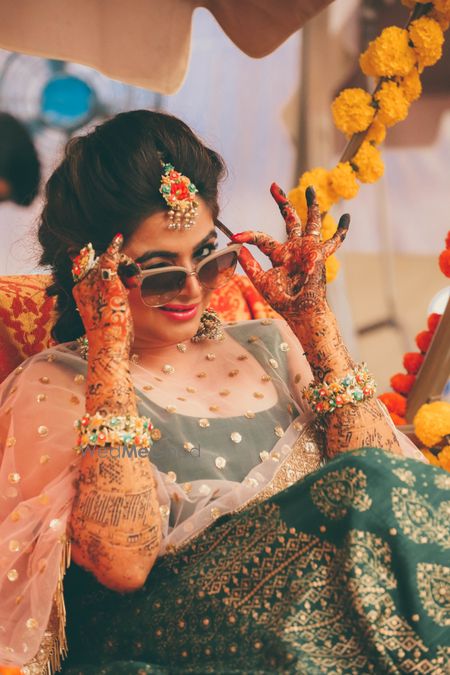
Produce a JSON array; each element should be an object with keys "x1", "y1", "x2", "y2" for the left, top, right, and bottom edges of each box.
[{"x1": 231, "y1": 183, "x2": 350, "y2": 322}]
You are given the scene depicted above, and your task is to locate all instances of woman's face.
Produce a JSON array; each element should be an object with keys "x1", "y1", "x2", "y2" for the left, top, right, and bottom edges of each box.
[{"x1": 122, "y1": 198, "x2": 218, "y2": 350}]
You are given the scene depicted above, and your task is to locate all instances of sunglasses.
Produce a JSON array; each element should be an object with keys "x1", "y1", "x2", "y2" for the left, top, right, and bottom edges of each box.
[{"x1": 131, "y1": 243, "x2": 242, "y2": 307}]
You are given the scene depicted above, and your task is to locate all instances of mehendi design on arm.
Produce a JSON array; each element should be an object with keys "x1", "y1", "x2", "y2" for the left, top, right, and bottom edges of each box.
[{"x1": 233, "y1": 185, "x2": 402, "y2": 459}]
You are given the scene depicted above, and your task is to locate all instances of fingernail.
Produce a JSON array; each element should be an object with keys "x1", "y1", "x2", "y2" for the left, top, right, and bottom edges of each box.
[
  {"x1": 306, "y1": 186, "x2": 316, "y2": 206},
  {"x1": 338, "y1": 214, "x2": 351, "y2": 229},
  {"x1": 113, "y1": 233, "x2": 123, "y2": 246}
]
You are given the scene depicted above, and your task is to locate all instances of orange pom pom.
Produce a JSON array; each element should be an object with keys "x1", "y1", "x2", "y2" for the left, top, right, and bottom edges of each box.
[
  {"x1": 416, "y1": 330, "x2": 433, "y2": 353},
  {"x1": 439, "y1": 249, "x2": 450, "y2": 277},
  {"x1": 390, "y1": 412, "x2": 407, "y2": 426},
  {"x1": 427, "y1": 313, "x2": 442, "y2": 333},
  {"x1": 378, "y1": 392, "x2": 407, "y2": 416},
  {"x1": 403, "y1": 352, "x2": 424, "y2": 375},
  {"x1": 390, "y1": 373, "x2": 416, "y2": 395}
]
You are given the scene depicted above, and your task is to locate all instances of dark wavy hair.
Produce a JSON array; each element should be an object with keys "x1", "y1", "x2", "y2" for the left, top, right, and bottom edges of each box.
[
  {"x1": 0, "y1": 113, "x2": 40, "y2": 205},
  {"x1": 38, "y1": 110, "x2": 226, "y2": 343}
]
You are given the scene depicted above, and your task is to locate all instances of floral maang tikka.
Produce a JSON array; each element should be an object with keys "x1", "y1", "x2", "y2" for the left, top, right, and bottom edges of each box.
[{"x1": 159, "y1": 162, "x2": 199, "y2": 230}]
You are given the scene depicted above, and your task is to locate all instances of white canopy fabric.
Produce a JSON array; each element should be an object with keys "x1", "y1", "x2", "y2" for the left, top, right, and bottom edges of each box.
[{"x1": 0, "y1": 0, "x2": 333, "y2": 93}]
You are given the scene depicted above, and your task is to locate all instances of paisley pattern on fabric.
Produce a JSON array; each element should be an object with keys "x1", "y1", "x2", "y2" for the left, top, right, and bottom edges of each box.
[
  {"x1": 57, "y1": 449, "x2": 450, "y2": 675},
  {"x1": 392, "y1": 467, "x2": 416, "y2": 486},
  {"x1": 391, "y1": 486, "x2": 450, "y2": 549},
  {"x1": 309, "y1": 466, "x2": 372, "y2": 520},
  {"x1": 417, "y1": 563, "x2": 450, "y2": 627}
]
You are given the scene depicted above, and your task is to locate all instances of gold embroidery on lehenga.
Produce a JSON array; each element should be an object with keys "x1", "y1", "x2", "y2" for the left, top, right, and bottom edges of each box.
[
  {"x1": 151, "y1": 502, "x2": 449, "y2": 674},
  {"x1": 392, "y1": 467, "x2": 416, "y2": 486},
  {"x1": 234, "y1": 420, "x2": 324, "y2": 513},
  {"x1": 310, "y1": 466, "x2": 372, "y2": 520},
  {"x1": 417, "y1": 562, "x2": 450, "y2": 627},
  {"x1": 391, "y1": 487, "x2": 450, "y2": 549}
]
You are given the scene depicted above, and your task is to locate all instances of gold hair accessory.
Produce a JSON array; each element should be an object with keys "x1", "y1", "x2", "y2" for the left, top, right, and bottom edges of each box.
[{"x1": 159, "y1": 162, "x2": 199, "y2": 230}]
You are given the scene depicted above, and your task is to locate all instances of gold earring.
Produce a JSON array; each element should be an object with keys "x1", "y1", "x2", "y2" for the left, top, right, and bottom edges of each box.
[{"x1": 191, "y1": 308, "x2": 225, "y2": 342}]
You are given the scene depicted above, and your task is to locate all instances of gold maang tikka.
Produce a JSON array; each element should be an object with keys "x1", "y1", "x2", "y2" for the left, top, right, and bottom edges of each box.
[{"x1": 159, "y1": 162, "x2": 199, "y2": 230}]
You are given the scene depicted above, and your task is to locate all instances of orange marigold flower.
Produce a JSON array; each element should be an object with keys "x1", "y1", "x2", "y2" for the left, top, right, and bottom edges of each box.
[
  {"x1": 374, "y1": 81, "x2": 410, "y2": 127},
  {"x1": 390, "y1": 412, "x2": 407, "y2": 426},
  {"x1": 430, "y1": 9, "x2": 450, "y2": 32},
  {"x1": 439, "y1": 248, "x2": 450, "y2": 277},
  {"x1": 325, "y1": 254, "x2": 340, "y2": 283},
  {"x1": 414, "y1": 400, "x2": 450, "y2": 447},
  {"x1": 398, "y1": 68, "x2": 422, "y2": 103},
  {"x1": 359, "y1": 26, "x2": 416, "y2": 78},
  {"x1": 352, "y1": 142, "x2": 384, "y2": 183},
  {"x1": 420, "y1": 448, "x2": 442, "y2": 467},
  {"x1": 409, "y1": 17, "x2": 444, "y2": 70},
  {"x1": 321, "y1": 213, "x2": 338, "y2": 242},
  {"x1": 445, "y1": 230, "x2": 450, "y2": 249},
  {"x1": 328, "y1": 162, "x2": 359, "y2": 200},
  {"x1": 287, "y1": 186, "x2": 308, "y2": 223},
  {"x1": 378, "y1": 392, "x2": 407, "y2": 416},
  {"x1": 438, "y1": 445, "x2": 450, "y2": 472},
  {"x1": 331, "y1": 88, "x2": 375, "y2": 136},
  {"x1": 390, "y1": 373, "x2": 416, "y2": 395},
  {"x1": 403, "y1": 352, "x2": 425, "y2": 375},
  {"x1": 416, "y1": 330, "x2": 433, "y2": 353},
  {"x1": 365, "y1": 120, "x2": 386, "y2": 145},
  {"x1": 428, "y1": 313, "x2": 442, "y2": 333}
]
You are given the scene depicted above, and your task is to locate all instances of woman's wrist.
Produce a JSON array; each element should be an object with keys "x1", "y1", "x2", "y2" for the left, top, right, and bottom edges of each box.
[
  {"x1": 86, "y1": 347, "x2": 138, "y2": 416},
  {"x1": 287, "y1": 302, "x2": 355, "y2": 381}
]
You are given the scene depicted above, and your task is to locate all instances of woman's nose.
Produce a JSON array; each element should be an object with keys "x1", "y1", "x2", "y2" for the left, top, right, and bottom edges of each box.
[{"x1": 183, "y1": 270, "x2": 202, "y2": 297}]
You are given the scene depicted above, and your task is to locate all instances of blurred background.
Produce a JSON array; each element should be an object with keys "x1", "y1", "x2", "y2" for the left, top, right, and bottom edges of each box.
[{"x1": 0, "y1": 0, "x2": 448, "y2": 391}]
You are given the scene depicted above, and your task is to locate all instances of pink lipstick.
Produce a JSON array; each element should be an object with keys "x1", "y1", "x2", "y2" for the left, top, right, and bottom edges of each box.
[{"x1": 157, "y1": 303, "x2": 200, "y2": 321}]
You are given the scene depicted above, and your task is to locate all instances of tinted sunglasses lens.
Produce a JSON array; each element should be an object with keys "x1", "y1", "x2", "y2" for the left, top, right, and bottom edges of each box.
[
  {"x1": 140, "y1": 270, "x2": 186, "y2": 306},
  {"x1": 199, "y1": 250, "x2": 238, "y2": 289}
]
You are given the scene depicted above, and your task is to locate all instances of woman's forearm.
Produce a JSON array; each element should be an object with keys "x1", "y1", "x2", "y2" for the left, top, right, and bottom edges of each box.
[
  {"x1": 288, "y1": 302, "x2": 401, "y2": 459},
  {"x1": 70, "y1": 348, "x2": 162, "y2": 592}
]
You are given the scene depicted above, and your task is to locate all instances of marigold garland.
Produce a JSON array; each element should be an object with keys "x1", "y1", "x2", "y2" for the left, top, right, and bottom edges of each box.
[
  {"x1": 374, "y1": 81, "x2": 410, "y2": 127},
  {"x1": 351, "y1": 142, "x2": 385, "y2": 183},
  {"x1": 331, "y1": 88, "x2": 376, "y2": 136},
  {"x1": 359, "y1": 26, "x2": 416, "y2": 77},
  {"x1": 413, "y1": 401, "x2": 450, "y2": 447},
  {"x1": 380, "y1": 226, "x2": 450, "y2": 471},
  {"x1": 409, "y1": 16, "x2": 445, "y2": 69},
  {"x1": 288, "y1": 0, "x2": 449, "y2": 284}
]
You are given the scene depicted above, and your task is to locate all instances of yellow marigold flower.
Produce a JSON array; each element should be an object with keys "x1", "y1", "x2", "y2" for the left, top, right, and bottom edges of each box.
[
  {"x1": 413, "y1": 400, "x2": 450, "y2": 447},
  {"x1": 365, "y1": 119, "x2": 386, "y2": 145},
  {"x1": 328, "y1": 162, "x2": 359, "y2": 201},
  {"x1": 434, "y1": 0, "x2": 450, "y2": 17},
  {"x1": 359, "y1": 26, "x2": 416, "y2": 78},
  {"x1": 331, "y1": 88, "x2": 375, "y2": 136},
  {"x1": 438, "y1": 445, "x2": 450, "y2": 472},
  {"x1": 352, "y1": 142, "x2": 384, "y2": 184},
  {"x1": 287, "y1": 186, "x2": 308, "y2": 223},
  {"x1": 374, "y1": 81, "x2": 410, "y2": 127},
  {"x1": 321, "y1": 213, "x2": 338, "y2": 242},
  {"x1": 325, "y1": 254, "x2": 340, "y2": 283},
  {"x1": 430, "y1": 8, "x2": 450, "y2": 32},
  {"x1": 420, "y1": 448, "x2": 441, "y2": 467},
  {"x1": 398, "y1": 67, "x2": 422, "y2": 103},
  {"x1": 409, "y1": 17, "x2": 444, "y2": 70},
  {"x1": 298, "y1": 167, "x2": 335, "y2": 212}
]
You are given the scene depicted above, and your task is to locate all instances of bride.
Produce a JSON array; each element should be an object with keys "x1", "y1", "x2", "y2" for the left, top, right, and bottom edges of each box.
[{"x1": 0, "y1": 110, "x2": 448, "y2": 674}]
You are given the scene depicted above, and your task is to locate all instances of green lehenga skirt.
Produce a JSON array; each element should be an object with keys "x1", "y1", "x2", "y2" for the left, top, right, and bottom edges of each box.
[{"x1": 60, "y1": 448, "x2": 450, "y2": 674}]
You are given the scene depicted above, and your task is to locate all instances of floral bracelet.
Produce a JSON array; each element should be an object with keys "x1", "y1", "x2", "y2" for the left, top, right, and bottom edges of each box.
[
  {"x1": 303, "y1": 363, "x2": 376, "y2": 415},
  {"x1": 74, "y1": 412, "x2": 154, "y2": 450}
]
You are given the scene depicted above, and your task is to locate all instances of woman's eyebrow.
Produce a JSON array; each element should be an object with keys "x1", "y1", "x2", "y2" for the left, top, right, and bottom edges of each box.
[{"x1": 135, "y1": 230, "x2": 217, "y2": 265}]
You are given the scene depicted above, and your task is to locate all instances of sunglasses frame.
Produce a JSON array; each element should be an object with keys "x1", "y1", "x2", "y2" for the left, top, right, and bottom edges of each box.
[{"x1": 136, "y1": 242, "x2": 243, "y2": 307}]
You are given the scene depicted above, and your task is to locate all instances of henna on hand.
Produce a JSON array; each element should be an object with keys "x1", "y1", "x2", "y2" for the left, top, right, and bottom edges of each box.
[
  {"x1": 232, "y1": 184, "x2": 401, "y2": 459},
  {"x1": 231, "y1": 184, "x2": 349, "y2": 320}
]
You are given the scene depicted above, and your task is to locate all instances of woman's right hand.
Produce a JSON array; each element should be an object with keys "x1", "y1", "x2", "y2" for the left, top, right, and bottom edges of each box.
[{"x1": 72, "y1": 233, "x2": 135, "y2": 358}]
